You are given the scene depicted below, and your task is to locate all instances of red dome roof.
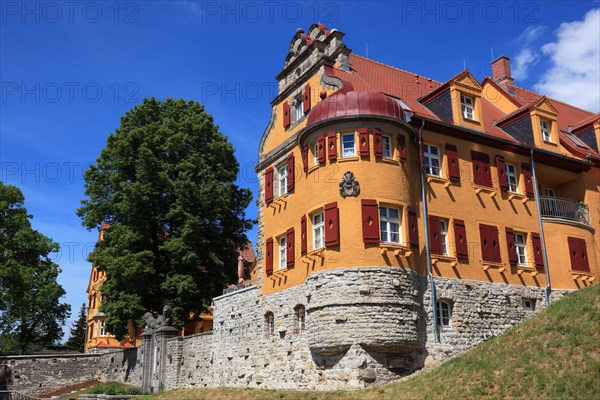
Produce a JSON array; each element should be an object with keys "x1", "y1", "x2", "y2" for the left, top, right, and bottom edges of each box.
[{"x1": 307, "y1": 90, "x2": 404, "y2": 125}]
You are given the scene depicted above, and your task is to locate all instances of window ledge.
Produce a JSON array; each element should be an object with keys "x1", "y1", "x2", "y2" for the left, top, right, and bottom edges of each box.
[
  {"x1": 427, "y1": 175, "x2": 451, "y2": 187},
  {"x1": 481, "y1": 261, "x2": 506, "y2": 272},
  {"x1": 308, "y1": 165, "x2": 319, "y2": 174},
  {"x1": 508, "y1": 192, "x2": 528, "y2": 203},
  {"x1": 431, "y1": 255, "x2": 458, "y2": 266},
  {"x1": 379, "y1": 244, "x2": 412, "y2": 257},
  {"x1": 381, "y1": 157, "x2": 399, "y2": 166},
  {"x1": 339, "y1": 155, "x2": 359, "y2": 162},
  {"x1": 273, "y1": 193, "x2": 290, "y2": 204},
  {"x1": 473, "y1": 184, "x2": 497, "y2": 197},
  {"x1": 570, "y1": 270, "x2": 595, "y2": 281},
  {"x1": 515, "y1": 266, "x2": 538, "y2": 276},
  {"x1": 306, "y1": 248, "x2": 326, "y2": 258}
]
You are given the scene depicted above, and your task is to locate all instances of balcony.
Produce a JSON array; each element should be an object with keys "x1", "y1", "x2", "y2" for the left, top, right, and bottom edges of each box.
[{"x1": 539, "y1": 196, "x2": 591, "y2": 226}]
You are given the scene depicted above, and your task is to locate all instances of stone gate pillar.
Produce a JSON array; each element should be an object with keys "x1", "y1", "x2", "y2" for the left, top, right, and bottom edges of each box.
[
  {"x1": 140, "y1": 330, "x2": 154, "y2": 393},
  {"x1": 154, "y1": 325, "x2": 178, "y2": 391}
]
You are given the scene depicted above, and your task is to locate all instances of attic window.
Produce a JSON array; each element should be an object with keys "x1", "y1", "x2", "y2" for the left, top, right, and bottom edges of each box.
[
  {"x1": 540, "y1": 119, "x2": 552, "y2": 142},
  {"x1": 292, "y1": 95, "x2": 304, "y2": 123},
  {"x1": 460, "y1": 95, "x2": 474, "y2": 120}
]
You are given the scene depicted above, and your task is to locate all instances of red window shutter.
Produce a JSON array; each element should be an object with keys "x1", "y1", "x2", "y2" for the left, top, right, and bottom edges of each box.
[
  {"x1": 373, "y1": 128, "x2": 383, "y2": 157},
  {"x1": 287, "y1": 153, "x2": 295, "y2": 192},
  {"x1": 522, "y1": 163, "x2": 534, "y2": 196},
  {"x1": 303, "y1": 83, "x2": 311, "y2": 113},
  {"x1": 318, "y1": 134, "x2": 326, "y2": 164},
  {"x1": 446, "y1": 144, "x2": 460, "y2": 181},
  {"x1": 505, "y1": 227, "x2": 516, "y2": 264},
  {"x1": 578, "y1": 238, "x2": 590, "y2": 272},
  {"x1": 300, "y1": 215, "x2": 307, "y2": 256},
  {"x1": 407, "y1": 206, "x2": 419, "y2": 248},
  {"x1": 265, "y1": 167, "x2": 274, "y2": 205},
  {"x1": 531, "y1": 232, "x2": 544, "y2": 270},
  {"x1": 327, "y1": 131, "x2": 337, "y2": 161},
  {"x1": 453, "y1": 219, "x2": 468, "y2": 259},
  {"x1": 398, "y1": 134, "x2": 407, "y2": 162},
  {"x1": 265, "y1": 238, "x2": 273, "y2": 275},
  {"x1": 324, "y1": 202, "x2": 339, "y2": 247},
  {"x1": 283, "y1": 101, "x2": 290, "y2": 128},
  {"x1": 358, "y1": 128, "x2": 370, "y2": 157},
  {"x1": 286, "y1": 227, "x2": 295, "y2": 268},
  {"x1": 480, "y1": 224, "x2": 500, "y2": 262},
  {"x1": 567, "y1": 237, "x2": 580, "y2": 270},
  {"x1": 471, "y1": 151, "x2": 492, "y2": 187},
  {"x1": 302, "y1": 146, "x2": 309, "y2": 173},
  {"x1": 428, "y1": 215, "x2": 442, "y2": 255},
  {"x1": 361, "y1": 199, "x2": 380, "y2": 244},
  {"x1": 496, "y1": 156, "x2": 508, "y2": 191}
]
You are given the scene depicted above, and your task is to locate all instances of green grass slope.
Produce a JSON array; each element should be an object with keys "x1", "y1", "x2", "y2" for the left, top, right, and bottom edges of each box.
[{"x1": 144, "y1": 284, "x2": 600, "y2": 400}]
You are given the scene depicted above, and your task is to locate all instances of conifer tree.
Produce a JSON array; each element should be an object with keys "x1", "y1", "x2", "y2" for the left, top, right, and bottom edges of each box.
[{"x1": 65, "y1": 304, "x2": 87, "y2": 352}]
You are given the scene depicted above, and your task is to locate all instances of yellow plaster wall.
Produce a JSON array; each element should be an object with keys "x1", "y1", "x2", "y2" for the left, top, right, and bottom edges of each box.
[
  {"x1": 481, "y1": 82, "x2": 519, "y2": 114},
  {"x1": 449, "y1": 75, "x2": 484, "y2": 130}
]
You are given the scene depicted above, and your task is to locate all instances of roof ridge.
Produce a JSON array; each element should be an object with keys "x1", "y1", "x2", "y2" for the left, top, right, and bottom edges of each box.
[
  {"x1": 350, "y1": 54, "x2": 443, "y2": 85},
  {"x1": 512, "y1": 85, "x2": 595, "y2": 115}
]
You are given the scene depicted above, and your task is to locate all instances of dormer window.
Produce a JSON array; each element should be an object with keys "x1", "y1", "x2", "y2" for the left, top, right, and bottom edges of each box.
[
  {"x1": 540, "y1": 119, "x2": 551, "y2": 142},
  {"x1": 460, "y1": 95, "x2": 474, "y2": 120}
]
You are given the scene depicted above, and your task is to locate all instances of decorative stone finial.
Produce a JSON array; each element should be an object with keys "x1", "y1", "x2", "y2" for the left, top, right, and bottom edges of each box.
[
  {"x1": 296, "y1": 28, "x2": 304, "y2": 34},
  {"x1": 320, "y1": 90, "x2": 327, "y2": 100}
]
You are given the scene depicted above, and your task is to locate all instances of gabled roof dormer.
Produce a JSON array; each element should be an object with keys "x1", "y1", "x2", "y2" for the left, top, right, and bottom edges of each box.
[
  {"x1": 530, "y1": 97, "x2": 559, "y2": 151},
  {"x1": 449, "y1": 70, "x2": 483, "y2": 129}
]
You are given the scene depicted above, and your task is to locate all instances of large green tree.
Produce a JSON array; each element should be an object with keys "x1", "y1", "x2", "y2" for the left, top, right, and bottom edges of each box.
[
  {"x1": 64, "y1": 303, "x2": 87, "y2": 352},
  {"x1": 0, "y1": 182, "x2": 71, "y2": 355},
  {"x1": 77, "y1": 97, "x2": 253, "y2": 338}
]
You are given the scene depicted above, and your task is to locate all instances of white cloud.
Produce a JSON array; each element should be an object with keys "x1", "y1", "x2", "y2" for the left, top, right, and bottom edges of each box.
[
  {"x1": 513, "y1": 48, "x2": 539, "y2": 80},
  {"x1": 537, "y1": 9, "x2": 600, "y2": 112},
  {"x1": 519, "y1": 26, "x2": 545, "y2": 43}
]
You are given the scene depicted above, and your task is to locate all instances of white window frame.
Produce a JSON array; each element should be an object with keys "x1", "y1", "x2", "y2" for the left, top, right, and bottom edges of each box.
[
  {"x1": 293, "y1": 97, "x2": 304, "y2": 123},
  {"x1": 461, "y1": 95, "x2": 474, "y2": 120},
  {"x1": 436, "y1": 301, "x2": 452, "y2": 327},
  {"x1": 342, "y1": 133, "x2": 355, "y2": 158},
  {"x1": 540, "y1": 119, "x2": 551, "y2": 142},
  {"x1": 99, "y1": 320, "x2": 106, "y2": 336},
  {"x1": 294, "y1": 305, "x2": 306, "y2": 334},
  {"x1": 506, "y1": 163, "x2": 518, "y2": 193},
  {"x1": 313, "y1": 142, "x2": 319, "y2": 166},
  {"x1": 382, "y1": 135, "x2": 392, "y2": 158},
  {"x1": 278, "y1": 236, "x2": 287, "y2": 270},
  {"x1": 522, "y1": 298, "x2": 536, "y2": 311},
  {"x1": 423, "y1": 144, "x2": 441, "y2": 177},
  {"x1": 265, "y1": 312, "x2": 275, "y2": 336},
  {"x1": 277, "y1": 163, "x2": 287, "y2": 197},
  {"x1": 514, "y1": 232, "x2": 527, "y2": 266},
  {"x1": 380, "y1": 206, "x2": 401, "y2": 244},
  {"x1": 312, "y1": 211, "x2": 324, "y2": 250},
  {"x1": 440, "y1": 219, "x2": 449, "y2": 256}
]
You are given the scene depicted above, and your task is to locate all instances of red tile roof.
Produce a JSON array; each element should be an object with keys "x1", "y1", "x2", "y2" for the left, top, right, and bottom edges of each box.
[
  {"x1": 571, "y1": 112, "x2": 600, "y2": 132},
  {"x1": 238, "y1": 242, "x2": 256, "y2": 263}
]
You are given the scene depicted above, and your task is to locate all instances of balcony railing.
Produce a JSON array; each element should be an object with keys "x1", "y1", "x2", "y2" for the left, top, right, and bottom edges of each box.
[{"x1": 539, "y1": 196, "x2": 590, "y2": 226}]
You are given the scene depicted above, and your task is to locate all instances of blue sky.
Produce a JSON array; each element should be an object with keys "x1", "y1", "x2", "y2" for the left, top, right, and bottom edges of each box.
[{"x1": 1, "y1": 1, "x2": 599, "y2": 340}]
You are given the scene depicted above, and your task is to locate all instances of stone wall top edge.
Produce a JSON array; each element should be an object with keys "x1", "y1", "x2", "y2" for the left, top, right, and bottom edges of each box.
[
  {"x1": 212, "y1": 285, "x2": 258, "y2": 302},
  {"x1": 167, "y1": 331, "x2": 214, "y2": 343},
  {"x1": 0, "y1": 353, "x2": 102, "y2": 361},
  {"x1": 306, "y1": 266, "x2": 418, "y2": 278}
]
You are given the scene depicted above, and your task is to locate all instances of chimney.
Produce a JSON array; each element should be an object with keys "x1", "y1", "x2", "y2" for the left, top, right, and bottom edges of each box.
[{"x1": 491, "y1": 56, "x2": 514, "y2": 86}]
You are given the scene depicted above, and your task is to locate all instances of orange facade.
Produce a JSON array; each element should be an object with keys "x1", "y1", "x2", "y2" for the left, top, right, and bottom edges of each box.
[{"x1": 257, "y1": 25, "x2": 598, "y2": 297}]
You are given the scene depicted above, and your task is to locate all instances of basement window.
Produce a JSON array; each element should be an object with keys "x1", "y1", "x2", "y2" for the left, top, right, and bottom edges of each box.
[
  {"x1": 522, "y1": 298, "x2": 536, "y2": 311},
  {"x1": 435, "y1": 300, "x2": 452, "y2": 327}
]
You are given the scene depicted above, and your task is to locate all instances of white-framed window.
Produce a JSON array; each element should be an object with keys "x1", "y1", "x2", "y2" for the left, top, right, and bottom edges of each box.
[
  {"x1": 294, "y1": 305, "x2": 306, "y2": 334},
  {"x1": 292, "y1": 96, "x2": 304, "y2": 123},
  {"x1": 99, "y1": 320, "x2": 106, "y2": 336},
  {"x1": 277, "y1": 163, "x2": 287, "y2": 197},
  {"x1": 514, "y1": 232, "x2": 527, "y2": 266},
  {"x1": 342, "y1": 133, "x2": 355, "y2": 157},
  {"x1": 506, "y1": 163, "x2": 518, "y2": 193},
  {"x1": 540, "y1": 119, "x2": 551, "y2": 142},
  {"x1": 380, "y1": 206, "x2": 401, "y2": 243},
  {"x1": 522, "y1": 298, "x2": 536, "y2": 311},
  {"x1": 382, "y1": 135, "x2": 392, "y2": 158},
  {"x1": 423, "y1": 144, "x2": 441, "y2": 176},
  {"x1": 440, "y1": 219, "x2": 449, "y2": 256},
  {"x1": 312, "y1": 211, "x2": 324, "y2": 250},
  {"x1": 278, "y1": 236, "x2": 287, "y2": 270},
  {"x1": 461, "y1": 95, "x2": 474, "y2": 120},
  {"x1": 436, "y1": 301, "x2": 452, "y2": 327},
  {"x1": 313, "y1": 142, "x2": 319, "y2": 166}
]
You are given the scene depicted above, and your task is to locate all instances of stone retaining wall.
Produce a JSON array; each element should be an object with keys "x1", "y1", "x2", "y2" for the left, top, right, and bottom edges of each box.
[{"x1": 0, "y1": 348, "x2": 140, "y2": 395}]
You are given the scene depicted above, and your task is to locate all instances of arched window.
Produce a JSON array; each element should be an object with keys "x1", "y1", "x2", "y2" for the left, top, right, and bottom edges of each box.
[
  {"x1": 294, "y1": 305, "x2": 306, "y2": 334},
  {"x1": 435, "y1": 300, "x2": 452, "y2": 328},
  {"x1": 264, "y1": 312, "x2": 274, "y2": 337}
]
